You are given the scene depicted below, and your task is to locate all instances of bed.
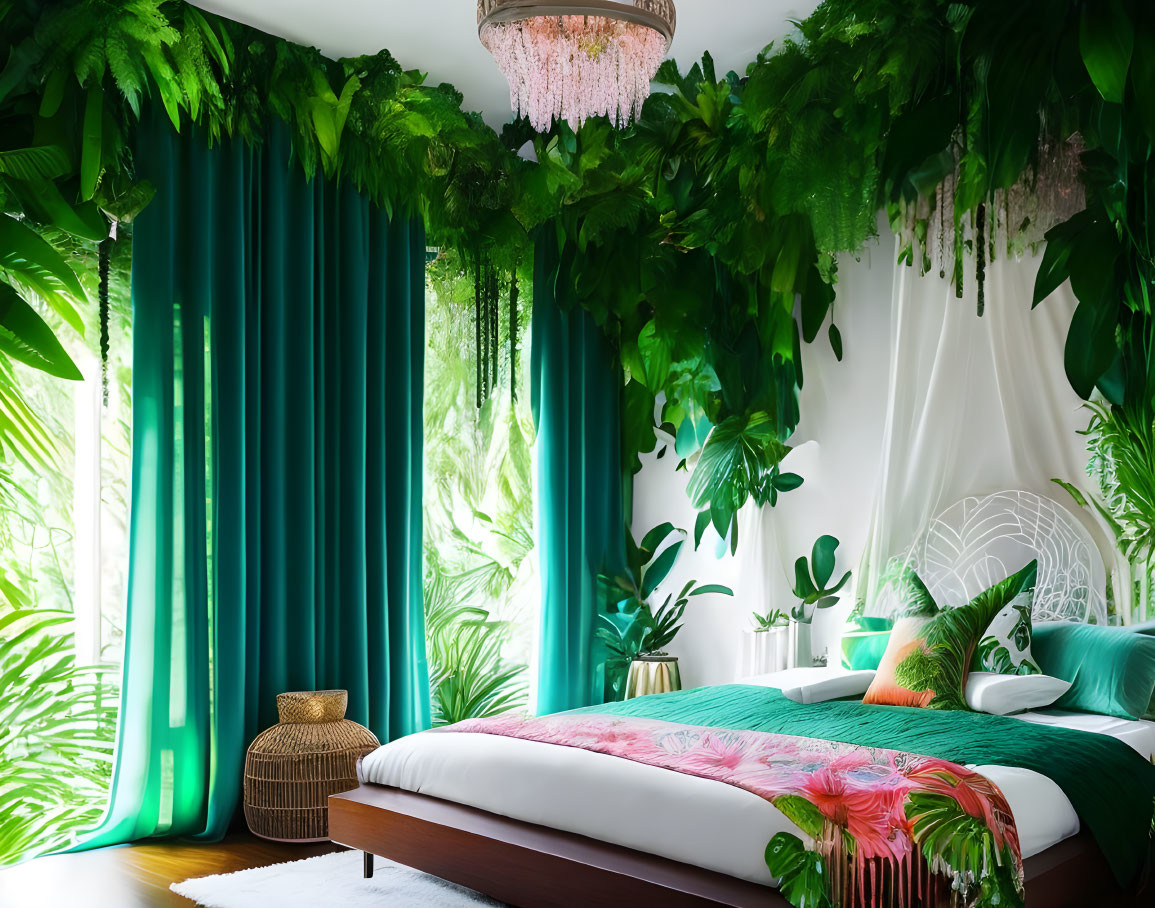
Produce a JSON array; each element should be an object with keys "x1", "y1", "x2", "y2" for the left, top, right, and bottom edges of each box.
[{"x1": 328, "y1": 493, "x2": 1155, "y2": 906}]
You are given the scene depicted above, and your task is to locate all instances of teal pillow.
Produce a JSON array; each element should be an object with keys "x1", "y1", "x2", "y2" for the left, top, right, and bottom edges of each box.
[
  {"x1": 840, "y1": 616, "x2": 894, "y2": 670},
  {"x1": 1127, "y1": 618, "x2": 1155, "y2": 636},
  {"x1": 841, "y1": 629, "x2": 891, "y2": 670},
  {"x1": 1032, "y1": 622, "x2": 1155, "y2": 719}
]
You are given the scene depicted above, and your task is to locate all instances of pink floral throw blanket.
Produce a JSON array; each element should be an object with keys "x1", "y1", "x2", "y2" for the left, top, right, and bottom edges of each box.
[{"x1": 444, "y1": 713, "x2": 1024, "y2": 908}]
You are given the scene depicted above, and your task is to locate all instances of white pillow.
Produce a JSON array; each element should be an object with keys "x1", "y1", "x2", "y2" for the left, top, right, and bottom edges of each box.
[
  {"x1": 742, "y1": 667, "x2": 877, "y2": 704},
  {"x1": 965, "y1": 672, "x2": 1071, "y2": 716},
  {"x1": 973, "y1": 590, "x2": 1041, "y2": 675}
]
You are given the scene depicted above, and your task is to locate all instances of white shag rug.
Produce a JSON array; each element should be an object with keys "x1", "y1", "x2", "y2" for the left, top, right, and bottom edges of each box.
[{"x1": 171, "y1": 849, "x2": 504, "y2": 907}]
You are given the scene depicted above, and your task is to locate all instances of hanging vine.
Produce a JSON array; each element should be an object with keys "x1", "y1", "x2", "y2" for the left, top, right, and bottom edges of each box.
[
  {"x1": 509, "y1": 272, "x2": 519, "y2": 403},
  {"x1": 474, "y1": 255, "x2": 484, "y2": 409},
  {"x1": 473, "y1": 254, "x2": 507, "y2": 408},
  {"x1": 98, "y1": 235, "x2": 111, "y2": 405}
]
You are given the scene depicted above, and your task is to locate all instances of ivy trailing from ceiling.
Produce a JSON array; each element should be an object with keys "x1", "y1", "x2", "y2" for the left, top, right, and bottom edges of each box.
[
  {"x1": 0, "y1": 0, "x2": 528, "y2": 388},
  {"x1": 527, "y1": 0, "x2": 1155, "y2": 548},
  {"x1": 3, "y1": 0, "x2": 1155, "y2": 555},
  {"x1": 472, "y1": 256, "x2": 520, "y2": 410}
]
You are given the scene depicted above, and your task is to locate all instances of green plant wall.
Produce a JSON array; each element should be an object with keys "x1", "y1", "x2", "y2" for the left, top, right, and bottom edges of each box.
[{"x1": 4, "y1": 0, "x2": 1155, "y2": 573}]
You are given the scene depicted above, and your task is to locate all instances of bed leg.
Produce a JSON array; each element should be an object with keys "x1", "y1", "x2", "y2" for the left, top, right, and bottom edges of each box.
[{"x1": 363, "y1": 851, "x2": 374, "y2": 879}]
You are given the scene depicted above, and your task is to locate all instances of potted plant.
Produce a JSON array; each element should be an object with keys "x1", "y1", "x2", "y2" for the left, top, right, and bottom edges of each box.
[
  {"x1": 789, "y1": 535, "x2": 851, "y2": 667},
  {"x1": 741, "y1": 608, "x2": 791, "y2": 676},
  {"x1": 598, "y1": 522, "x2": 733, "y2": 699}
]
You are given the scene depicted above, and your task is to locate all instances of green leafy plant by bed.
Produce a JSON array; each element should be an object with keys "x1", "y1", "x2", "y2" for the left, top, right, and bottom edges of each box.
[
  {"x1": 790, "y1": 535, "x2": 852, "y2": 625},
  {"x1": 0, "y1": 608, "x2": 118, "y2": 865},
  {"x1": 1055, "y1": 395, "x2": 1155, "y2": 621},
  {"x1": 597, "y1": 523, "x2": 733, "y2": 698}
]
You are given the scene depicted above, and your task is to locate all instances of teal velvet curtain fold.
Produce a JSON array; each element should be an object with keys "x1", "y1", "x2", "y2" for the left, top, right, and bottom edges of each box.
[
  {"x1": 531, "y1": 237, "x2": 627, "y2": 714},
  {"x1": 82, "y1": 111, "x2": 429, "y2": 847}
]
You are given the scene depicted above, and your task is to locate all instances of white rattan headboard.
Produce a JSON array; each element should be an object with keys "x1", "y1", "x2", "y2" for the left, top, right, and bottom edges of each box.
[{"x1": 871, "y1": 489, "x2": 1108, "y2": 624}]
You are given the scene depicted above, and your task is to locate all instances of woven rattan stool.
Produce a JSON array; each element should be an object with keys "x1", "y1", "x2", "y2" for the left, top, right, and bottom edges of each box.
[{"x1": 243, "y1": 689, "x2": 379, "y2": 842}]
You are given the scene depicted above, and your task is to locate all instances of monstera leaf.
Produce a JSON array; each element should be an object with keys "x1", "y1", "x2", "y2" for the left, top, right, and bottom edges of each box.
[
  {"x1": 791, "y1": 535, "x2": 851, "y2": 623},
  {"x1": 764, "y1": 833, "x2": 832, "y2": 908},
  {"x1": 686, "y1": 412, "x2": 794, "y2": 550},
  {"x1": 906, "y1": 791, "x2": 1023, "y2": 907}
]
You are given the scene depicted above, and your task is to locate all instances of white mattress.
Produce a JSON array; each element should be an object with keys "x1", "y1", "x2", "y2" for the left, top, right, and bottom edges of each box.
[{"x1": 360, "y1": 709, "x2": 1154, "y2": 888}]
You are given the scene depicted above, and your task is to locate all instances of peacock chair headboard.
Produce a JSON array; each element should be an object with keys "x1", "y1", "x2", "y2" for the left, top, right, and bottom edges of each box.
[{"x1": 871, "y1": 489, "x2": 1108, "y2": 625}]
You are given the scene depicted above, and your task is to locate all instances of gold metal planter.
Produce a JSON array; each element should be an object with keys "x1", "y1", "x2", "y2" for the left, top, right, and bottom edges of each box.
[{"x1": 625, "y1": 654, "x2": 682, "y2": 699}]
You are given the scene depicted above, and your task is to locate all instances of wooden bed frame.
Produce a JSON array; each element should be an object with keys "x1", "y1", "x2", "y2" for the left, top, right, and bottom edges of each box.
[{"x1": 328, "y1": 782, "x2": 1134, "y2": 907}]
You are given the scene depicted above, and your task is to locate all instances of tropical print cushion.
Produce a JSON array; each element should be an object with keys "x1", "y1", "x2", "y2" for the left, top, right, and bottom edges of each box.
[
  {"x1": 972, "y1": 590, "x2": 1040, "y2": 675},
  {"x1": 862, "y1": 560, "x2": 1039, "y2": 711}
]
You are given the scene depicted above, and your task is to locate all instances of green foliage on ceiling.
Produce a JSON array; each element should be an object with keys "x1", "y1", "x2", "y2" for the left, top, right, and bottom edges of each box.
[
  {"x1": 3, "y1": 0, "x2": 1155, "y2": 544},
  {"x1": 532, "y1": 0, "x2": 1155, "y2": 542}
]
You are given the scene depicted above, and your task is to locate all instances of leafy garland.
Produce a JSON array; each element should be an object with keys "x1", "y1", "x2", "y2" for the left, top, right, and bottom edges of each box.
[
  {"x1": 527, "y1": 0, "x2": 1155, "y2": 547},
  {"x1": 2, "y1": 0, "x2": 1154, "y2": 553}
]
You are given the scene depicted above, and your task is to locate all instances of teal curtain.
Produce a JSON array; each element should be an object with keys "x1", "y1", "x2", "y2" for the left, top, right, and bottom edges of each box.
[
  {"x1": 531, "y1": 238, "x2": 627, "y2": 714},
  {"x1": 80, "y1": 111, "x2": 429, "y2": 847}
]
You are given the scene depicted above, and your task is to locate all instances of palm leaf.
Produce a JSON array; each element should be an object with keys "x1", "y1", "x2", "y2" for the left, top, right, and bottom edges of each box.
[
  {"x1": 0, "y1": 608, "x2": 118, "y2": 864},
  {"x1": 0, "y1": 146, "x2": 71, "y2": 182},
  {"x1": 0, "y1": 215, "x2": 86, "y2": 333},
  {"x1": 0, "y1": 282, "x2": 82, "y2": 379}
]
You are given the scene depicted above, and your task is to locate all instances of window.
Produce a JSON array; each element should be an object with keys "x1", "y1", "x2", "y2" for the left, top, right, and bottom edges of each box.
[{"x1": 423, "y1": 250, "x2": 539, "y2": 724}]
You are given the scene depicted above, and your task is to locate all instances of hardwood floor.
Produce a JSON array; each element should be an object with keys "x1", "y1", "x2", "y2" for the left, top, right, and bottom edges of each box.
[{"x1": 0, "y1": 832, "x2": 344, "y2": 908}]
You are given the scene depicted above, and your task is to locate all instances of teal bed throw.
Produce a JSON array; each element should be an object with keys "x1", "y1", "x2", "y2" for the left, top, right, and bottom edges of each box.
[{"x1": 581, "y1": 684, "x2": 1155, "y2": 887}]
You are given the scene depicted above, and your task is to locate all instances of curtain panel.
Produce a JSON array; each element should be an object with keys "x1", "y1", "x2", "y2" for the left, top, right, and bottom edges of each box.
[
  {"x1": 82, "y1": 111, "x2": 430, "y2": 847},
  {"x1": 857, "y1": 254, "x2": 1097, "y2": 612},
  {"x1": 531, "y1": 237, "x2": 627, "y2": 714}
]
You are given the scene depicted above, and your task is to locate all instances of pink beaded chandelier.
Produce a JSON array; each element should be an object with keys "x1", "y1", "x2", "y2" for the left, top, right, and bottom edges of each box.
[{"x1": 478, "y1": 1, "x2": 677, "y2": 132}]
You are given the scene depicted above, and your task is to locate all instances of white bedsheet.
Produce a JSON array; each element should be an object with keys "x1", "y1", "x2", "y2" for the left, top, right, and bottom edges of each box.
[{"x1": 359, "y1": 709, "x2": 1153, "y2": 887}]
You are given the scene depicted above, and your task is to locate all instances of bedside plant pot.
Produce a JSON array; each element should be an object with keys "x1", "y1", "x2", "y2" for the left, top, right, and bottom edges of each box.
[
  {"x1": 625, "y1": 654, "x2": 682, "y2": 699},
  {"x1": 740, "y1": 627, "x2": 788, "y2": 676}
]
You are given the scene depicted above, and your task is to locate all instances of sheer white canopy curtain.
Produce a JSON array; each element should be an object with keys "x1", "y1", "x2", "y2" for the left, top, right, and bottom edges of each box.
[
  {"x1": 726, "y1": 238, "x2": 1113, "y2": 674},
  {"x1": 858, "y1": 250, "x2": 1113, "y2": 617}
]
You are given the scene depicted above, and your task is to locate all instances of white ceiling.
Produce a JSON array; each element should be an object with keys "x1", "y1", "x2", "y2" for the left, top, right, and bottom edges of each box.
[{"x1": 190, "y1": 1, "x2": 821, "y2": 129}]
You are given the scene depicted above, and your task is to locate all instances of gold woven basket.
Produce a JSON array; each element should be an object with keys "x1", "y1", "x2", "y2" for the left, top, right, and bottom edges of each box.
[{"x1": 243, "y1": 689, "x2": 379, "y2": 842}]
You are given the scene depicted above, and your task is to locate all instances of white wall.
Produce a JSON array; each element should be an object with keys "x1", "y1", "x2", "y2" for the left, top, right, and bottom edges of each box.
[
  {"x1": 633, "y1": 228, "x2": 1104, "y2": 688},
  {"x1": 632, "y1": 233, "x2": 897, "y2": 689}
]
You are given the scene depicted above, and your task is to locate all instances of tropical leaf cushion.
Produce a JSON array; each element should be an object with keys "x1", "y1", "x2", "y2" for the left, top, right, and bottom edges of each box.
[
  {"x1": 971, "y1": 590, "x2": 1041, "y2": 675},
  {"x1": 862, "y1": 561, "x2": 1039, "y2": 711}
]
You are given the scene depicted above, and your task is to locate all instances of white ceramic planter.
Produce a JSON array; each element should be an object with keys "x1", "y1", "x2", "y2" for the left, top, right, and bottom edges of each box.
[
  {"x1": 790, "y1": 621, "x2": 813, "y2": 668},
  {"x1": 739, "y1": 626, "x2": 788, "y2": 677}
]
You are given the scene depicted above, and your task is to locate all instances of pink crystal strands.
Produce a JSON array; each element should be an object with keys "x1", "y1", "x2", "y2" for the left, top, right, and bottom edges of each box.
[{"x1": 481, "y1": 15, "x2": 669, "y2": 132}]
